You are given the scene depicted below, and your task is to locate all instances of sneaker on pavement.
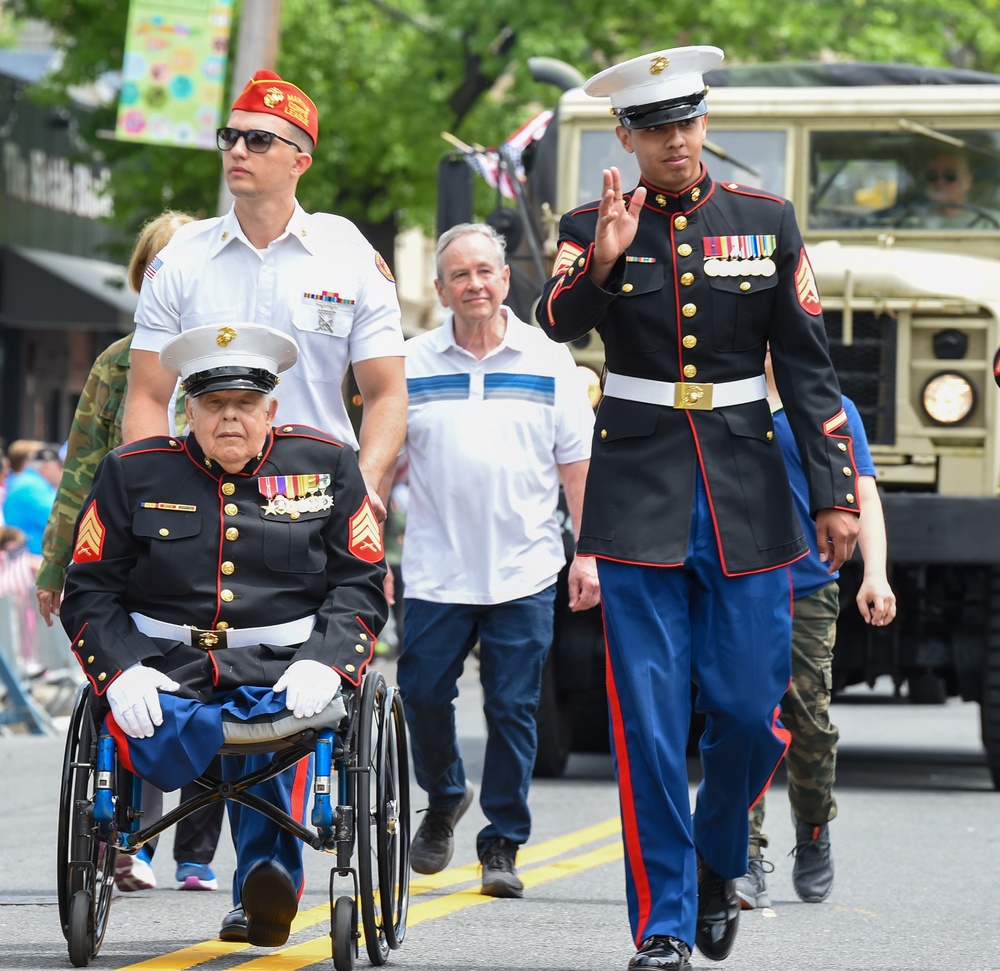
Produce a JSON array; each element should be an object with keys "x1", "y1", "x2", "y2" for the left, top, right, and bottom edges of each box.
[
  {"x1": 115, "y1": 850, "x2": 156, "y2": 892},
  {"x1": 479, "y1": 837, "x2": 524, "y2": 898},
  {"x1": 734, "y1": 855, "x2": 773, "y2": 910},
  {"x1": 410, "y1": 783, "x2": 474, "y2": 874},
  {"x1": 791, "y1": 818, "x2": 834, "y2": 902},
  {"x1": 176, "y1": 862, "x2": 218, "y2": 891}
]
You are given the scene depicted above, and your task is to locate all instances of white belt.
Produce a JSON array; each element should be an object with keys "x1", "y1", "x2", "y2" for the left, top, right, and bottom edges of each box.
[
  {"x1": 130, "y1": 612, "x2": 315, "y2": 650},
  {"x1": 603, "y1": 371, "x2": 767, "y2": 411}
]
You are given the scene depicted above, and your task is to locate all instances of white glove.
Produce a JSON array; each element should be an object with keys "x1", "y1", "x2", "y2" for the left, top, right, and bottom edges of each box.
[
  {"x1": 106, "y1": 663, "x2": 180, "y2": 739},
  {"x1": 273, "y1": 659, "x2": 342, "y2": 719}
]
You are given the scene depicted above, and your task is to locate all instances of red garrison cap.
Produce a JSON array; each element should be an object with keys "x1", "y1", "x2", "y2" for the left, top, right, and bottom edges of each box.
[{"x1": 230, "y1": 69, "x2": 318, "y2": 145}]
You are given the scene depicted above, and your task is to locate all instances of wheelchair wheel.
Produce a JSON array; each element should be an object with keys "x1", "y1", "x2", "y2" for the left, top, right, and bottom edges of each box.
[
  {"x1": 356, "y1": 669, "x2": 390, "y2": 966},
  {"x1": 57, "y1": 685, "x2": 116, "y2": 965},
  {"x1": 377, "y1": 686, "x2": 410, "y2": 949},
  {"x1": 331, "y1": 894, "x2": 357, "y2": 971}
]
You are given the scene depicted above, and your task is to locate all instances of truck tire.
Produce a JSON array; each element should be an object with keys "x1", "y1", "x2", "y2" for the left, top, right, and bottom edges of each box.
[
  {"x1": 533, "y1": 652, "x2": 573, "y2": 778},
  {"x1": 981, "y1": 567, "x2": 1000, "y2": 790}
]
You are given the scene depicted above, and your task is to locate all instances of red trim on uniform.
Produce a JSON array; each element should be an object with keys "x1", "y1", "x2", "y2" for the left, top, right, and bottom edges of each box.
[
  {"x1": 544, "y1": 242, "x2": 595, "y2": 326},
  {"x1": 589, "y1": 552, "x2": 685, "y2": 569},
  {"x1": 208, "y1": 649, "x2": 220, "y2": 686},
  {"x1": 603, "y1": 626, "x2": 653, "y2": 946},
  {"x1": 823, "y1": 409, "x2": 847, "y2": 435},
  {"x1": 335, "y1": 617, "x2": 375, "y2": 685},
  {"x1": 637, "y1": 173, "x2": 717, "y2": 215},
  {"x1": 291, "y1": 755, "x2": 311, "y2": 899},
  {"x1": 719, "y1": 182, "x2": 787, "y2": 205},
  {"x1": 118, "y1": 439, "x2": 185, "y2": 459},
  {"x1": 273, "y1": 424, "x2": 346, "y2": 448},
  {"x1": 105, "y1": 713, "x2": 137, "y2": 775}
]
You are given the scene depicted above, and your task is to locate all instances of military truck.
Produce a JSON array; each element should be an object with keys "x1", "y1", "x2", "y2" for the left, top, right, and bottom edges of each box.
[{"x1": 437, "y1": 60, "x2": 1000, "y2": 785}]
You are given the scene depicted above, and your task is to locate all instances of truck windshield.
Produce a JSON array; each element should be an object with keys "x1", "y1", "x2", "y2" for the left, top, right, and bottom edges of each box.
[
  {"x1": 808, "y1": 128, "x2": 1000, "y2": 231},
  {"x1": 576, "y1": 129, "x2": 786, "y2": 207}
]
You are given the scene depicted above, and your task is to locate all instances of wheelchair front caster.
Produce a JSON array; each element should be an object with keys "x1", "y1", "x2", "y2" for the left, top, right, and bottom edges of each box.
[
  {"x1": 68, "y1": 889, "x2": 94, "y2": 967},
  {"x1": 331, "y1": 894, "x2": 357, "y2": 971}
]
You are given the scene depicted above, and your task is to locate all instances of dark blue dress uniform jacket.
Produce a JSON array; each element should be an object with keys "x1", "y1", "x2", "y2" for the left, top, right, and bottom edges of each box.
[
  {"x1": 536, "y1": 166, "x2": 859, "y2": 575},
  {"x1": 61, "y1": 424, "x2": 388, "y2": 700}
]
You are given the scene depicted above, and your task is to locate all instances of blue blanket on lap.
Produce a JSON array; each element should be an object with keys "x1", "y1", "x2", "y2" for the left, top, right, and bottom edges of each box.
[{"x1": 107, "y1": 686, "x2": 290, "y2": 791}]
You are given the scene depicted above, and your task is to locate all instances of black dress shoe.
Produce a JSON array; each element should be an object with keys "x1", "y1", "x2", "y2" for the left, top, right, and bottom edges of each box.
[
  {"x1": 628, "y1": 936, "x2": 691, "y2": 969},
  {"x1": 219, "y1": 906, "x2": 247, "y2": 943},
  {"x1": 241, "y1": 860, "x2": 298, "y2": 947},
  {"x1": 695, "y1": 859, "x2": 739, "y2": 961}
]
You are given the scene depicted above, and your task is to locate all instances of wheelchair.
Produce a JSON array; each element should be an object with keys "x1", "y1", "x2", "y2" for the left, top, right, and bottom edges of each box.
[{"x1": 56, "y1": 667, "x2": 410, "y2": 970}]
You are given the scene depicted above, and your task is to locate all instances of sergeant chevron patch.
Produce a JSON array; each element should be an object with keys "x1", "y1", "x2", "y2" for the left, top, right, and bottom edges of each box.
[
  {"x1": 794, "y1": 248, "x2": 823, "y2": 315},
  {"x1": 349, "y1": 497, "x2": 384, "y2": 563},
  {"x1": 73, "y1": 501, "x2": 106, "y2": 563}
]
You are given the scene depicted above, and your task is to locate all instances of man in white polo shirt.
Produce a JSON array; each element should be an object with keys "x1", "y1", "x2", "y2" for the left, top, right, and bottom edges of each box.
[{"x1": 397, "y1": 223, "x2": 599, "y2": 898}]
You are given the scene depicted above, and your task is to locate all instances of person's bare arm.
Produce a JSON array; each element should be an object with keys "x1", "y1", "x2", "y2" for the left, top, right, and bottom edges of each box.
[
  {"x1": 353, "y1": 355, "x2": 407, "y2": 523},
  {"x1": 559, "y1": 458, "x2": 600, "y2": 612},
  {"x1": 855, "y1": 475, "x2": 896, "y2": 626},
  {"x1": 122, "y1": 349, "x2": 177, "y2": 442}
]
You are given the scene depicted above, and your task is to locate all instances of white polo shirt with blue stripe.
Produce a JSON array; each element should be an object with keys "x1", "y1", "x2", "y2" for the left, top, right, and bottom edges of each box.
[{"x1": 401, "y1": 307, "x2": 595, "y2": 605}]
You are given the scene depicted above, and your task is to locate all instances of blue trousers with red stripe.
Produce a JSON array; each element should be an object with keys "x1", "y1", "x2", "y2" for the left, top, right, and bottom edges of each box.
[
  {"x1": 599, "y1": 471, "x2": 791, "y2": 948},
  {"x1": 223, "y1": 753, "x2": 313, "y2": 906}
]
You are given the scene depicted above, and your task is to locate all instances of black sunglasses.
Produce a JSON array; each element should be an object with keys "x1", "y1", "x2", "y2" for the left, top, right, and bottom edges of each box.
[
  {"x1": 216, "y1": 126, "x2": 303, "y2": 154},
  {"x1": 926, "y1": 169, "x2": 959, "y2": 184}
]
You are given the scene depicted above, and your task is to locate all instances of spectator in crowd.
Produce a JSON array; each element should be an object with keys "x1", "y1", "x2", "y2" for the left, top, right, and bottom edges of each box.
[
  {"x1": 397, "y1": 223, "x2": 598, "y2": 898},
  {"x1": 4, "y1": 445, "x2": 62, "y2": 556}
]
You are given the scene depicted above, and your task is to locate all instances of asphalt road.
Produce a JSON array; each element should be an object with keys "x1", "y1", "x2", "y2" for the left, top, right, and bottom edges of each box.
[{"x1": 0, "y1": 661, "x2": 996, "y2": 971}]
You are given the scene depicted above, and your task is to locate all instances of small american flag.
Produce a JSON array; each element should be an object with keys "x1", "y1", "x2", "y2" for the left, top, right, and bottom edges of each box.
[
  {"x1": 0, "y1": 540, "x2": 35, "y2": 598},
  {"x1": 144, "y1": 256, "x2": 163, "y2": 281}
]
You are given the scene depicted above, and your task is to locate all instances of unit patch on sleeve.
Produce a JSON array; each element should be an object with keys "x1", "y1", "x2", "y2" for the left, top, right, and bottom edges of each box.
[
  {"x1": 374, "y1": 252, "x2": 395, "y2": 282},
  {"x1": 794, "y1": 248, "x2": 823, "y2": 316},
  {"x1": 348, "y1": 497, "x2": 384, "y2": 563},
  {"x1": 72, "y1": 501, "x2": 106, "y2": 563}
]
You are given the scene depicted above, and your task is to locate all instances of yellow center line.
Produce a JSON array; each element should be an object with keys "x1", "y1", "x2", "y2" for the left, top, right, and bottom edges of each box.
[{"x1": 113, "y1": 817, "x2": 623, "y2": 971}]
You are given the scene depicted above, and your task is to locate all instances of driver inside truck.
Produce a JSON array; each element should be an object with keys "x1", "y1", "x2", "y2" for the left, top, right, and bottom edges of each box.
[{"x1": 904, "y1": 149, "x2": 1000, "y2": 228}]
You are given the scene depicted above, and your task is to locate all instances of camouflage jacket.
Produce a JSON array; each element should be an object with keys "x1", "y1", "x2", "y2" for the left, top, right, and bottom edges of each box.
[{"x1": 36, "y1": 335, "x2": 186, "y2": 592}]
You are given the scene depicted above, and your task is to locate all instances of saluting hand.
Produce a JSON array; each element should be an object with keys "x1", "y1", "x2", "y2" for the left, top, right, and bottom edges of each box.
[{"x1": 592, "y1": 167, "x2": 647, "y2": 286}]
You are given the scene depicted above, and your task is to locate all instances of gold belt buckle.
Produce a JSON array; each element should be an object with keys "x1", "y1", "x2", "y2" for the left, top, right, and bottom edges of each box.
[
  {"x1": 673, "y1": 382, "x2": 714, "y2": 410},
  {"x1": 191, "y1": 628, "x2": 228, "y2": 650}
]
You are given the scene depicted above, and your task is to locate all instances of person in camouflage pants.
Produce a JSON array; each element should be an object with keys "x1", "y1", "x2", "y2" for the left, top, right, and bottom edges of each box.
[
  {"x1": 34, "y1": 211, "x2": 225, "y2": 895},
  {"x1": 735, "y1": 351, "x2": 897, "y2": 911}
]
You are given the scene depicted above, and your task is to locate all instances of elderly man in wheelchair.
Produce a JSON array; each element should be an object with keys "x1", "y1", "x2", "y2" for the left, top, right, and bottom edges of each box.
[{"x1": 57, "y1": 323, "x2": 409, "y2": 969}]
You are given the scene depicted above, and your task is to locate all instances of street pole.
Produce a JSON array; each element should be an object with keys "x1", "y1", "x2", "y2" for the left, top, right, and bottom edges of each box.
[{"x1": 217, "y1": 0, "x2": 283, "y2": 214}]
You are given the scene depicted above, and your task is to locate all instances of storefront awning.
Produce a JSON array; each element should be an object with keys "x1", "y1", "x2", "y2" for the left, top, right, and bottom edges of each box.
[{"x1": 0, "y1": 245, "x2": 136, "y2": 331}]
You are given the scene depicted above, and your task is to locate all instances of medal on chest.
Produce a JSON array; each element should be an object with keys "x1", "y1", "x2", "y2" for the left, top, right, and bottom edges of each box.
[{"x1": 258, "y1": 474, "x2": 333, "y2": 519}]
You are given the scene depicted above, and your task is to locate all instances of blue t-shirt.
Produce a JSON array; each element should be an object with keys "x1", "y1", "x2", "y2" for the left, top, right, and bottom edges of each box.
[
  {"x1": 774, "y1": 395, "x2": 875, "y2": 599},
  {"x1": 3, "y1": 467, "x2": 56, "y2": 555}
]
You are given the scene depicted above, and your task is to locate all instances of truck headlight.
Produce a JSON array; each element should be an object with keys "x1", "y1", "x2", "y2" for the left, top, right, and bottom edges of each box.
[{"x1": 921, "y1": 371, "x2": 975, "y2": 424}]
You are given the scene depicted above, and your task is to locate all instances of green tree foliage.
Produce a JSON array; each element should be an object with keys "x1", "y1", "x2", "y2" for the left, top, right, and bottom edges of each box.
[{"x1": 12, "y1": 0, "x2": 1000, "y2": 253}]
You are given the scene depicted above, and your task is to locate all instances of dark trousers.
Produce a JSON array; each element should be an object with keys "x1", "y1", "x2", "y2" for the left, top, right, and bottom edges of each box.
[
  {"x1": 140, "y1": 755, "x2": 226, "y2": 864},
  {"x1": 398, "y1": 585, "x2": 556, "y2": 852}
]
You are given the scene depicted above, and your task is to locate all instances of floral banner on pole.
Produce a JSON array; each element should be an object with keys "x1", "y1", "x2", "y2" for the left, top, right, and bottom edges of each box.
[{"x1": 115, "y1": 0, "x2": 233, "y2": 149}]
